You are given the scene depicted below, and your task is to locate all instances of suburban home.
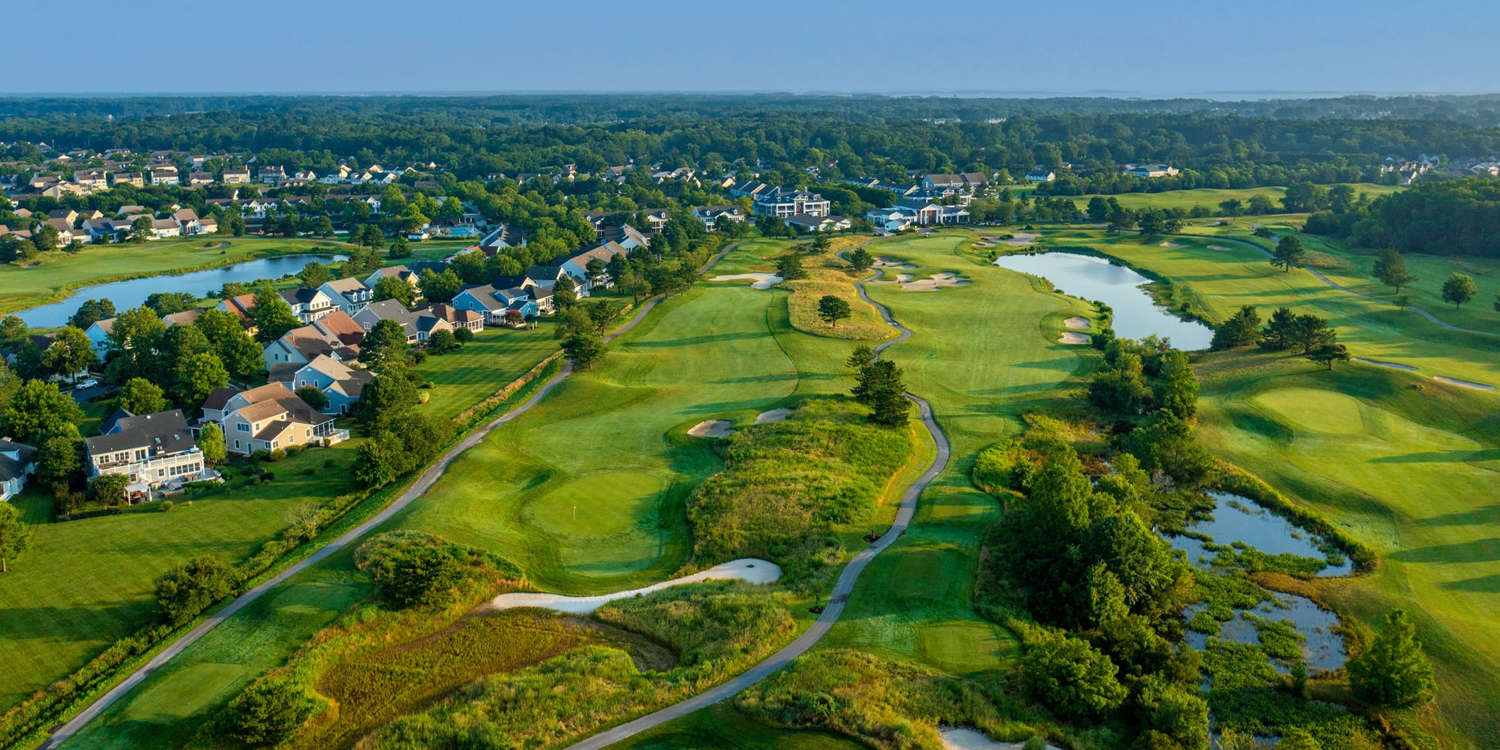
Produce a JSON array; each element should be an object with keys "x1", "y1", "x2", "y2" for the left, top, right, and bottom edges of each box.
[
  {"x1": 217, "y1": 293, "x2": 259, "y2": 335},
  {"x1": 262, "y1": 310, "x2": 364, "y2": 367},
  {"x1": 867, "y1": 207, "x2": 916, "y2": 233},
  {"x1": 173, "y1": 208, "x2": 213, "y2": 235},
  {"x1": 599, "y1": 224, "x2": 652, "y2": 250},
  {"x1": 318, "y1": 278, "x2": 374, "y2": 314},
  {"x1": 270, "y1": 355, "x2": 373, "y2": 415},
  {"x1": 1126, "y1": 164, "x2": 1180, "y2": 179},
  {"x1": 279, "y1": 287, "x2": 336, "y2": 324},
  {"x1": 112, "y1": 172, "x2": 145, "y2": 188},
  {"x1": 43, "y1": 219, "x2": 77, "y2": 245},
  {"x1": 364, "y1": 265, "x2": 420, "y2": 291},
  {"x1": 161, "y1": 309, "x2": 203, "y2": 327},
  {"x1": 73, "y1": 169, "x2": 110, "y2": 190},
  {"x1": 452, "y1": 284, "x2": 539, "y2": 324},
  {"x1": 82, "y1": 217, "x2": 130, "y2": 243},
  {"x1": 0, "y1": 439, "x2": 37, "y2": 502},
  {"x1": 478, "y1": 225, "x2": 526, "y2": 251},
  {"x1": 351, "y1": 299, "x2": 451, "y2": 343},
  {"x1": 149, "y1": 218, "x2": 182, "y2": 239},
  {"x1": 921, "y1": 172, "x2": 988, "y2": 191},
  {"x1": 188, "y1": 171, "x2": 215, "y2": 186},
  {"x1": 220, "y1": 383, "x2": 345, "y2": 456},
  {"x1": 1025, "y1": 167, "x2": 1057, "y2": 183},
  {"x1": 221, "y1": 167, "x2": 251, "y2": 184},
  {"x1": 729, "y1": 179, "x2": 773, "y2": 198},
  {"x1": 419, "y1": 302, "x2": 486, "y2": 332},
  {"x1": 83, "y1": 410, "x2": 213, "y2": 500},
  {"x1": 150, "y1": 168, "x2": 180, "y2": 186},
  {"x1": 555, "y1": 242, "x2": 628, "y2": 294},
  {"x1": 85, "y1": 317, "x2": 117, "y2": 353},
  {"x1": 258, "y1": 166, "x2": 286, "y2": 183},
  {"x1": 693, "y1": 205, "x2": 747, "y2": 229},
  {"x1": 753, "y1": 188, "x2": 831, "y2": 218},
  {"x1": 785, "y1": 213, "x2": 852, "y2": 233}
]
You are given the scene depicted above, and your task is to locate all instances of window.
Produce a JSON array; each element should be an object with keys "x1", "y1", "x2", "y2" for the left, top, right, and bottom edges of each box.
[
  {"x1": 236, "y1": 423, "x2": 249, "y2": 433},
  {"x1": 234, "y1": 440, "x2": 241, "y2": 450}
]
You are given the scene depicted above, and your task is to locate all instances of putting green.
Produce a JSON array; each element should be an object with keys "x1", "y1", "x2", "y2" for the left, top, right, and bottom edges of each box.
[
  {"x1": 525, "y1": 471, "x2": 666, "y2": 539},
  {"x1": 1252, "y1": 387, "x2": 1365, "y2": 435}
]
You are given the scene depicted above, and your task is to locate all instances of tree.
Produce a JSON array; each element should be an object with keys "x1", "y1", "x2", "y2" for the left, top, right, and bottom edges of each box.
[
  {"x1": 118, "y1": 378, "x2": 167, "y2": 414},
  {"x1": 32, "y1": 224, "x2": 60, "y2": 253},
  {"x1": 775, "y1": 253, "x2": 807, "y2": 281},
  {"x1": 425, "y1": 328, "x2": 459, "y2": 354},
  {"x1": 2, "y1": 380, "x2": 84, "y2": 443},
  {"x1": 68, "y1": 298, "x2": 116, "y2": 330},
  {"x1": 36, "y1": 433, "x2": 81, "y2": 492},
  {"x1": 1258, "y1": 307, "x2": 1297, "y2": 351},
  {"x1": 0, "y1": 503, "x2": 29, "y2": 573},
  {"x1": 453, "y1": 326, "x2": 474, "y2": 344},
  {"x1": 1210, "y1": 305, "x2": 1260, "y2": 350},
  {"x1": 562, "y1": 329, "x2": 605, "y2": 369},
  {"x1": 1020, "y1": 630, "x2": 1128, "y2": 720},
  {"x1": 373, "y1": 275, "x2": 415, "y2": 308},
  {"x1": 1287, "y1": 313, "x2": 1334, "y2": 354},
  {"x1": 1307, "y1": 342, "x2": 1351, "y2": 370},
  {"x1": 809, "y1": 233, "x2": 831, "y2": 254},
  {"x1": 1218, "y1": 198, "x2": 1244, "y2": 217},
  {"x1": 1348, "y1": 609, "x2": 1436, "y2": 708},
  {"x1": 197, "y1": 422, "x2": 227, "y2": 465},
  {"x1": 1372, "y1": 249, "x2": 1418, "y2": 295},
  {"x1": 195, "y1": 308, "x2": 264, "y2": 379},
  {"x1": 144, "y1": 291, "x2": 195, "y2": 316},
  {"x1": 1088, "y1": 352, "x2": 1150, "y2": 415},
  {"x1": 418, "y1": 268, "x2": 463, "y2": 304},
  {"x1": 219, "y1": 677, "x2": 315, "y2": 747},
  {"x1": 130, "y1": 216, "x2": 153, "y2": 243},
  {"x1": 249, "y1": 286, "x2": 301, "y2": 344},
  {"x1": 848, "y1": 247, "x2": 873, "y2": 272},
  {"x1": 1270, "y1": 235, "x2": 1306, "y2": 272},
  {"x1": 852, "y1": 358, "x2": 908, "y2": 426},
  {"x1": 175, "y1": 352, "x2": 229, "y2": 409},
  {"x1": 870, "y1": 382, "x2": 910, "y2": 427},
  {"x1": 1153, "y1": 350, "x2": 1198, "y2": 419},
  {"x1": 358, "y1": 361, "x2": 421, "y2": 430},
  {"x1": 388, "y1": 233, "x2": 411, "y2": 258},
  {"x1": 42, "y1": 326, "x2": 97, "y2": 382},
  {"x1": 845, "y1": 345, "x2": 873, "y2": 370},
  {"x1": 817, "y1": 295, "x2": 851, "y2": 328},
  {"x1": 296, "y1": 385, "x2": 330, "y2": 410},
  {"x1": 297, "y1": 261, "x2": 331, "y2": 288},
  {"x1": 88, "y1": 473, "x2": 129, "y2": 506},
  {"x1": 552, "y1": 275, "x2": 578, "y2": 311},
  {"x1": 154, "y1": 554, "x2": 235, "y2": 625},
  {"x1": 1441, "y1": 272, "x2": 1476, "y2": 310},
  {"x1": 0, "y1": 316, "x2": 27, "y2": 350},
  {"x1": 359, "y1": 318, "x2": 409, "y2": 367},
  {"x1": 585, "y1": 257, "x2": 607, "y2": 289}
]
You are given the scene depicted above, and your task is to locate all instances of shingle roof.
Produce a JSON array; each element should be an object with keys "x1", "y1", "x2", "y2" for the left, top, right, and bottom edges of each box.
[
  {"x1": 0, "y1": 439, "x2": 36, "y2": 482},
  {"x1": 83, "y1": 410, "x2": 195, "y2": 457}
]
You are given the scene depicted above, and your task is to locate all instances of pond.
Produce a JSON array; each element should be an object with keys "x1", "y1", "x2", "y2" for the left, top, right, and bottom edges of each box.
[
  {"x1": 15, "y1": 254, "x2": 347, "y2": 328},
  {"x1": 993, "y1": 252, "x2": 1214, "y2": 350},
  {"x1": 1185, "y1": 593, "x2": 1347, "y2": 674},
  {"x1": 1170, "y1": 492, "x2": 1352, "y2": 577}
]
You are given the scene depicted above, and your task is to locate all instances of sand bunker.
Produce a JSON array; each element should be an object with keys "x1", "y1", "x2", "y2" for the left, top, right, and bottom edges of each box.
[
  {"x1": 1354, "y1": 357, "x2": 1418, "y2": 371},
  {"x1": 873, "y1": 257, "x2": 917, "y2": 270},
  {"x1": 974, "y1": 242, "x2": 994, "y2": 247},
  {"x1": 755, "y1": 408, "x2": 794, "y2": 424},
  {"x1": 1058, "y1": 331, "x2": 1090, "y2": 345},
  {"x1": 941, "y1": 727, "x2": 1059, "y2": 750},
  {"x1": 710, "y1": 273, "x2": 782, "y2": 289},
  {"x1": 901, "y1": 272, "x2": 971, "y2": 291},
  {"x1": 688, "y1": 419, "x2": 736, "y2": 437},
  {"x1": 1434, "y1": 376, "x2": 1496, "y2": 391},
  {"x1": 1159, "y1": 241, "x2": 1188, "y2": 248},
  {"x1": 1208, "y1": 244, "x2": 1232, "y2": 251},
  {"x1": 994, "y1": 233, "x2": 1038, "y2": 246},
  {"x1": 487, "y1": 559, "x2": 781, "y2": 614},
  {"x1": 1063, "y1": 317, "x2": 1090, "y2": 330}
]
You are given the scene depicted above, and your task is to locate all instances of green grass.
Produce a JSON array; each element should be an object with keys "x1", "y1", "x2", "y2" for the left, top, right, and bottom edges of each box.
[
  {"x1": 1067, "y1": 183, "x2": 1402, "y2": 214},
  {"x1": 0, "y1": 237, "x2": 357, "y2": 316},
  {"x1": 1193, "y1": 351, "x2": 1500, "y2": 748},
  {"x1": 613, "y1": 703, "x2": 869, "y2": 750},
  {"x1": 411, "y1": 322, "x2": 561, "y2": 421},
  {"x1": 818, "y1": 230, "x2": 1097, "y2": 675},
  {"x1": 0, "y1": 443, "x2": 363, "y2": 712}
]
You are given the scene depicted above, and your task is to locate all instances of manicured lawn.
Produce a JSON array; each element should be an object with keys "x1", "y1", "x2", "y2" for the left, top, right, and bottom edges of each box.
[
  {"x1": 1068, "y1": 183, "x2": 1402, "y2": 214},
  {"x1": 1194, "y1": 350, "x2": 1500, "y2": 748},
  {"x1": 411, "y1": 322, "x2": 560, "y2": 421},
  {"x1": 818, "y1": 230, "x2": 1096, "y2": 675},
  {"x1": 0, "y1": 236, "x2": 356, "y2": 316},
  {"x1": 0, "y1": 442, "x2": 363, "y2": 712}
]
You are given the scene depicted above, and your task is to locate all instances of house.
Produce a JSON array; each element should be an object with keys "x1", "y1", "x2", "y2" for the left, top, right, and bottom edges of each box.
[
  {"x1": 318, "y1": 278, "x2": 374, "y2": 314},
  {"x1": 477, "y1": 225, "x2": 526, "y2": 251},
  {"x1": 1025, "y1": 167, "x2": 1056, "y2": 183},
  {"x1": 83, "y1": 410, "x2": 212, "y2": 499},
  {"x1": 364, "y1": 265, "x2": 420, "y2": 291},
  {"x1": 220, "y1": 383, "x2": 344, "y2": 456},
  {"x1": 693, "y1": 205, "x2": 747, "y2": 229},
  {"x1": 0, "y1": 439, "x2": 37, "y2": 502},
  {"x1": 150, "y1": 218, "x2": 182, "y2": 239},
  {"x1": 279, "y1": 287, "x2": 336, "y2": 324},
  {"x1": 174, "y1": 208, "x2": 210, "y2": 235},
  {"x1": 82, "y1": 218, "x2": 129, "y2": 243},
  {"x1": 262, "y1": 311, "x2": 364, "y2": 367},
  {"x1": 599, "y1": 224, "x2": 652, "y2": 250},
  {"x1": 729, "y1": 179, "x2": 773, "y2": 198},
  {"x1": 150, "y1": 168, "x2": 180, "y2": 186},
  {"x1": 73, "y1": 169, "x2": 110, "y2": 190},
  {"x1": 867, "y1": 207, "x2": 916, "y2": 233},
  {"x1": 222, "y1": 167, "x2": 251, "y2": 184},
  {"x1": 351, "y1": 299, "x2": 451, "y2": 343},
  {"x1": 319, "y1": 165, "x2": 351, "y2": 184},
  {"x1": 270, "y1": 355, "x2": 373, "y2": 415},
  {"x1": 162, "y1": 309, "x2": 203, "y2": 327},
  {"x1": 188, "y1": 171, "x2": 215, "y2": 186},
  {"x1": 258, "y1": 166, "x2": 286, "y2": 183},
  {"x1": 785, "y1": 213, "x2": 852, "y2": 233},
  {"x1": 753, "y1": 188, "x2": 831, "y2": 218},
  {"x1": 452, "y1": 284, "x2": 538, "y2": 325},
  {"x1": 43, "y1": 218, "x2": 77, "y2": 245},
  {"x1": 85, "y1": 317, "x2": 116, "y2": 353},
  {"x1": 1126, "y1": 164, "x2": 1180, "y2": 179},
  {"x1": 556, "y1": 242, "x2": 628, "y2": 294},
  {"x1": 217, "y1": 293, "x2": 259, "y2": 334},
  {"x1": 419, "y1": 303, "x2": 486, "y2": 332}
]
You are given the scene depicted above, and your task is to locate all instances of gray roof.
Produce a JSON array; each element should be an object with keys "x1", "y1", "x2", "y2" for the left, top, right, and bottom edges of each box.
[
  {"x1": 83, "y1": 410, "x2": 195, "y2": 457},
  {"x1": 0, "y1": 439, "x2": 37, "y2": 482}
]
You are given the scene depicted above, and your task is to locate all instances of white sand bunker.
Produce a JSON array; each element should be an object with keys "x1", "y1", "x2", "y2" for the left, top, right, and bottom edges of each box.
[
  {"x1": 1059, "y1": 331, "x2": 1090, "y2": 345},
  {"x1": 1434, "y1": 376, "x2": 1495, "y2": 391},
  {"x1": 688, "y1": 419, "x2": 736, "y2": 437},
  {"x1": 874, "y1": 257, "x2": 917, "y2": 269},
  {"x1": 995, "y1": 233, "x2": 1038, "y2": 246},
  {"x1": 872, "y1": 273, "x2": 915, "y2": 285},
  {"x1": 1063, "y1": 317, "x2": 1090, "y2": 330},
  {"x1": 755, "y1": 408, "x2": 794, "y2": 424},
  {"x1": 901, "y1": 272, "x2": 971, "y2": 291},
  {"x1": 1354, "y1": 357, "x2": 1418, "y2": 371},
  {"x1": 487, "y1": 559, "x2": 781, "y2": 614},
  {"x1": 710, "y1": 273, "x2": 782, "y2": 289},
  {"x1": 974, "y1": 241, "x2": 994, "y2": 247},
  {"x1": 1159, "y1": 241, "x2": 1188, "y2": 248},
  {"x1": 941, "y1": 727, "x2": 1059, "y2": 750},
  {"x1": 1208, "y1": 244, "x2": 1232, "y2": 251}
]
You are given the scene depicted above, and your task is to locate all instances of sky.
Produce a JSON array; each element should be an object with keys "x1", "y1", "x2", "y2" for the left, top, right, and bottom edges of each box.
[{"x1": 12, "y1": 0, "x2": 1500, "y2": 97}]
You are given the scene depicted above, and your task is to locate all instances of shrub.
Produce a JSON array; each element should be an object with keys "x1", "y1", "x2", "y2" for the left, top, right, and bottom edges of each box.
[
  {"x1": 266, "y1": 449, "x2": 287, "y2": 462},
  {"x1": 1019, "y1": 629, "x2": 1127, "y2": 720},
  {"x1": 217, "y1": 676, "x2": 316, "y2": 747},
  {"x1": 159, "y1": 501, "x2": 173, "y2": 513},
  {"x1": 453, "y1": 327, "x2": 474, "y2": 343},
  {"x1": 355, "y1": 531, "x2": 518, "y2": 609},
  {"x1": 154, "y1": 554, "x2": 235, "y2": 625},
  {"x1": 972, "y1": 439, "x2": 1038, "y2": 495}
]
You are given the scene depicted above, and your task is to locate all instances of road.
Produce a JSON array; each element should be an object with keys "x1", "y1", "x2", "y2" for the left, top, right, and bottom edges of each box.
[
  {"x1": 562, "y1": 251, "x2": 951, "y2": 749},
  {"x1": 41, "y1": 242, "x2": 739, "y2": 750}
]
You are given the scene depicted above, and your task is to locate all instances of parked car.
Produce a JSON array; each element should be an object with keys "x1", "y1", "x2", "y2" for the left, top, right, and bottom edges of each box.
[{"x1": 77, "y1": 379, "x2": 99, "y2": 389}]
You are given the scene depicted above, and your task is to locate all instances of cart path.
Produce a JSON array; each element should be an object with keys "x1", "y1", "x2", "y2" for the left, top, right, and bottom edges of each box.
[
  {"x1": 1214, "y1": 236, "x2": 1498, "y2": 338},
  {"x1": 42, "y1": 242, "x2": 741, "y2": 750},
  {"x1": 562, "y1": 246, "x2": 951, "y2": 750}
]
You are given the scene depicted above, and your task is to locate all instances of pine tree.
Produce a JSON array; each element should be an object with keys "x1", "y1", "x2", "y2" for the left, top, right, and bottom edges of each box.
[
  {"x1": 1372, "y1": 248, "x2": 1418, "y2": 295},
  {"x1": 1348, "y1": 609, "x2": 1436, "y2": 707}
]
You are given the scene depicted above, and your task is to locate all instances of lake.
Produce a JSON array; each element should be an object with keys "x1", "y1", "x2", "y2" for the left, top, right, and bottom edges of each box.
[
  {"x1": 14, "y1": 254, "x2": 346, "y2": 328},
  {"x1": 993, "y1": 251, "x2": 1215, "y2": 350}
]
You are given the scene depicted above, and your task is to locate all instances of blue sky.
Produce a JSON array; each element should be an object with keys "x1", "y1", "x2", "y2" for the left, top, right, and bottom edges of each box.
[{"x1": 13, "y1": 0, "x2": 1500, "y2": 96}]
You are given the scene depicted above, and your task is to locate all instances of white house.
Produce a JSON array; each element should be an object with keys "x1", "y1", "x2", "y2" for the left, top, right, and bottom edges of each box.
[
  {"x1": 1025, "y1": 167, "x2": 1057, "y2": 183},
  {"x1": 693, "y1": 205, "x2": 747, "y2": 229},
  {"x1": 279, "y1": 287, "x2": 336, "y2": 324},
  {"x1": 318, "y1": 278, "x2": 374, "y2": 314},
  {"x1": 0, "y1": 439, "x2": 37, "y2": 502},
  {"x1": 83, "y1": 410, "x2": 211, "y2": 500}
]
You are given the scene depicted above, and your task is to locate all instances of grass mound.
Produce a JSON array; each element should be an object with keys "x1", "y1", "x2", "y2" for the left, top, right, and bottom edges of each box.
[
  {"x1": 786, "y1": 278, "x2": 893, "y2": 341},
  {"x1": 687, "y1": 397, "x2": 914, "y2": 585}
]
